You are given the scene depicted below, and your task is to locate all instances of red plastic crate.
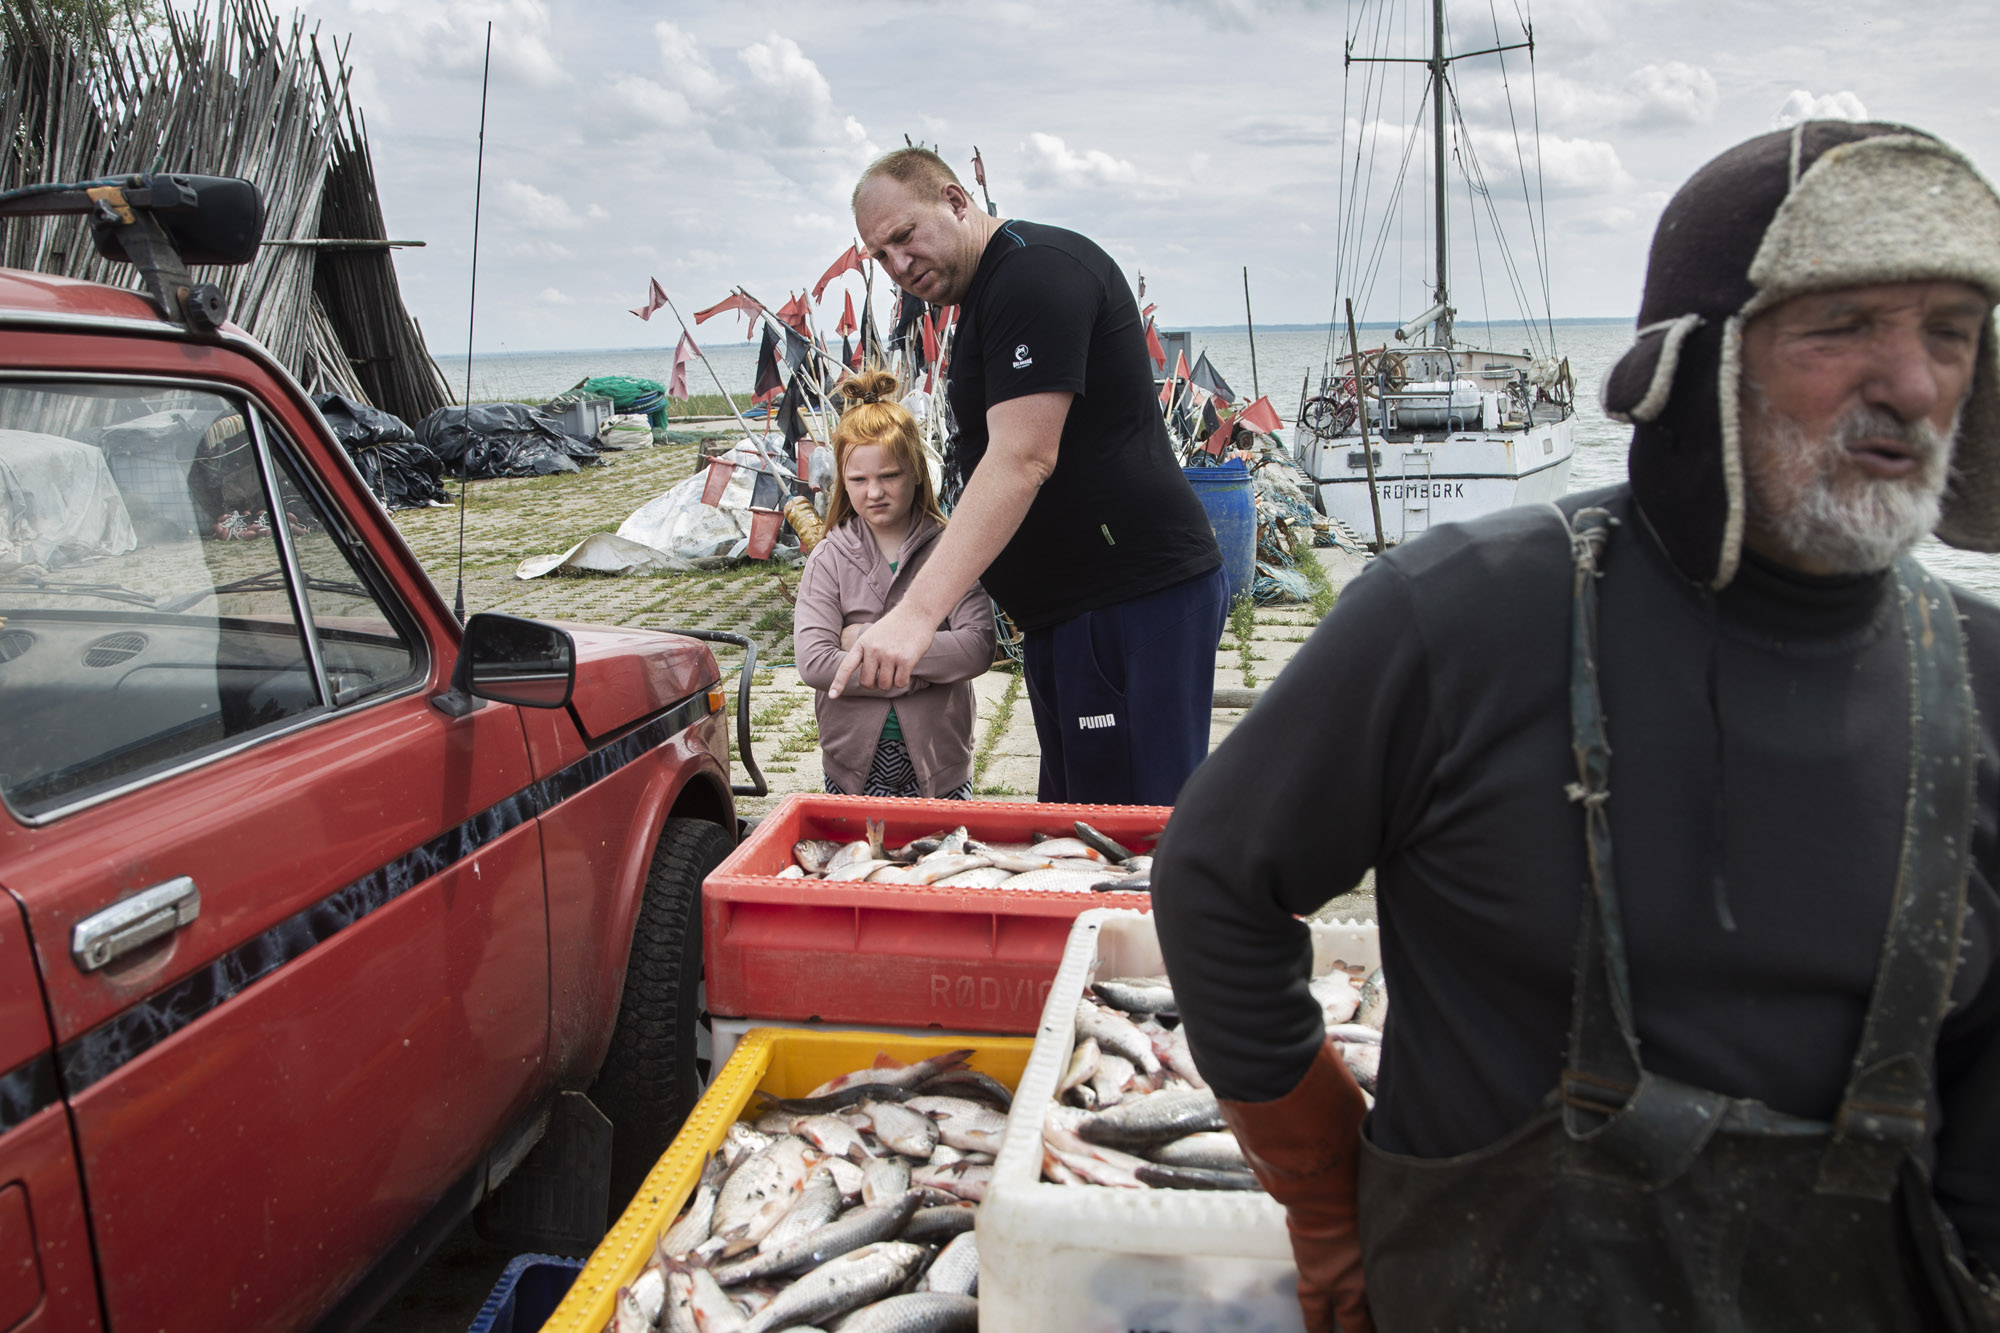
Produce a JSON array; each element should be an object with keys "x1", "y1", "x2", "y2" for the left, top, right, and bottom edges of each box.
[{"x1": 702, "y1": 794, "x2": 1163, "y2": 1034}]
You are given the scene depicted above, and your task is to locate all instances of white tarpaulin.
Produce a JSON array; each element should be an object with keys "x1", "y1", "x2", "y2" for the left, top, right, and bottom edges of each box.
[
  {"x1": 514, "y1": 532, "x2": 691, "y2": 580},
  {"x1": 0, "y1": 429, "x2": 139, "y2": 572}
]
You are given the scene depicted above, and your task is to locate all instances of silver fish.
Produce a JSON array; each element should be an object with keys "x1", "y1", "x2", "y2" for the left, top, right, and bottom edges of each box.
[
  {"x1": 823, "y1": 839, "x2": 875, "y2": 875},
  {"x1": 1071, "y1": 820, "x2": 1131, "y2": 863},
  {"x1": 806, "y1": 1050, "x2": 972, "y2": 1100},
  {"x1": 917, "y1": 1230, "x2": 979, "y2": 1296},
  {"x1": 794, "y1": 1114, "x2": 874, "y2": 1162},
  {"x1": 740, "y1": 1240, "x2": 931, "y2": 1333},
  {"x1": 912, "y1": 1068, "x2": 1013, "y2": 1110},
  {"x1": 1338, "y1": 1040, "x2": 1381, "y2": 1093},
  {"x1": 826, "y1": 859, "x2": 896, "y2": 882},
  {"x1": 1026, "y1": 836, "x2": 1104, "y2": 860},
  {"x1": 876, "y1": 852, "x2": 994, "y2": 886},
  {"x1": 1145, "y1": 1130, "x2": 1248, "y2": 1171},
  {"x1": 847, "y1": 1099, "x2": 937, "y2": 1158},
  {"x1": 860, "y1": 1156, "x2": 909, "y2": 1208},
  {"x1": 662, "y1": 1266, "x2": 701, "y2": 1333},
  {"x1": 713, "y1": 1136, "x2": 818, "y2": 1254},
  {"x1": 1155, "y1": 1023, "x2": 1207, "y2": 1090},
  {"x1": 612, "y1": 1283, "x2": 650, "y2": 1333},
  {"x1": 910, "y1": 1159, "x2": 994, "y2": 1201},
  {"x1": 1134, "y1": 1162, "x2": 1264, "y2": 1191},
  {"x1": 1089, "y1": 1053, "x2": 1136, "y2": 1109},
  {"x1": 961, "y1": 838, "x2": 1057, "y2": 873},
  {"x1": 757, "y1": 1165, "x2": 843, "y2": 1254},
  {"x1": 1092, "y1": 978, "x2": 1177, "y2": 1016},
  {"x1": 793, "y1": 839, "x2": 845, "y2": 874},
  {"x1": 1059, "y1": 1037, "x2": 1101, "y2": 1108},
  {"x1": 929, "y1": 865, "x2": 1015, "y2": 888},
  {"x1": 722, "y1": 1122, "x2": 774, "y2": 1168},
  {"x1": 1312, "y1": 972, "x2": 1361, "y2": 1025},
  {"x1": 775, "y1": 864, "x2": 807, "y2": 879},
  {"x1": 1325, "y1": 1022, "x2": 1383, "y2": 1046},
  {"x1": 900, "y1": 1201, "x2": 977, "y2": 1242},
  {"x1": 1357, "y1": 968, "x2": 1389, "y2": 1029},
  {"x1": 686, "y1": 1265, "x2": 748, "y2": 1331},
  {"x1": 659, "y1": 1153, "x2": 728, "y2": 1258},
  {"x1": 823, "y1": 1154, "x2": 865, "y2": 1201},
  {"x1": 831, "y1": 1291, "x2": 979, "y2": 1333},
  {"x1": 902, "y1": 1095, "x2": 1009, "y2": 1154},
  {"x1": 1000, "y1": 868, "x2": 1122, "y2": 894},
  {"x1": 1076, "y1": 1000, "x2": 1162, "y2": 1074},
  {"x1": 1075, "y1": 1087, "x2": 1224, "y2": 1150},
  {"x1": 714, "y1": 1192, "x2": 921, "y2": 1289}
]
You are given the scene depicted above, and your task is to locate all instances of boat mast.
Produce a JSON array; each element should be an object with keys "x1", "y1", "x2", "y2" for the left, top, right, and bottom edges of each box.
[{"x1": 1430, "y1": 0, "x2": 1451, "y2": 348}]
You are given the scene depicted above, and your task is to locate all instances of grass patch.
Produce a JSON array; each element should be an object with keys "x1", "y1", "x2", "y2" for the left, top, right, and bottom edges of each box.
[
  {"x1": 1228, "y1": 592, "x2": 1257, "y2": 644},
  {"x1": 776, "y1": 717, "x2": 821, "y2": 758},
  {"x1": 971, "y1": 672, "x2": 1023, "y2": 787},
  {"x1": 973, "y1": 783, "x2": 1023, "y2": 797},
  {"x1": 752, "y1": 695, "x2": 804, "y2": 729},
  {"x1": 1299, "y1": 553, "x2": 1338, "y2": 621},
  {"x1": 751, "y1": 604, "x2": 793, "y2": 637}
]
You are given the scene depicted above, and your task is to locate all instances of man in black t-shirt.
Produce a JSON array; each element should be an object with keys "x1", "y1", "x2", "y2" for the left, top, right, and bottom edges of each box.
[{"x1": 837, "y1": 148, "x2": 1224, "y2": 805}]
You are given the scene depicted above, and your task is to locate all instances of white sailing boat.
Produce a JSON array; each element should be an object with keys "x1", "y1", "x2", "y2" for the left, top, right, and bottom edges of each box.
[{"x1": 1292, "y1": 0, "x2": 1576, "y2": 547}]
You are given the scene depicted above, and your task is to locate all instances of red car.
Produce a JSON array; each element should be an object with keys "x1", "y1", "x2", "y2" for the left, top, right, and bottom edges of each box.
[{"x1": 0, "y1": 176, "x2": 745, "y2": 1330}]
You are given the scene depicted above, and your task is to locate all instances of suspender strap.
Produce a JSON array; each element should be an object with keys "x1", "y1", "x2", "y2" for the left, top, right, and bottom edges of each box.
[
  {"x1": 1817, "y1": 560, "x2": 1977, "y2": 1200},
  {"x1": 1558, "y1": 506, "x2": 1729, "y2": 1184}
]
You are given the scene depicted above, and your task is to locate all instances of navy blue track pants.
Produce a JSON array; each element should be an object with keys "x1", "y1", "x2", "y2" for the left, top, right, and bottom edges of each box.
[{"x1": 1021, "y1": 563, "x2": 1229, "y2": 806}]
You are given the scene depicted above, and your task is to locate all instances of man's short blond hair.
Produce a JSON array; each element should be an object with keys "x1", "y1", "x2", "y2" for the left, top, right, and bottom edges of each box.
[{"x1": 852, "y1": 148, "x2": 962, "y2": 211}]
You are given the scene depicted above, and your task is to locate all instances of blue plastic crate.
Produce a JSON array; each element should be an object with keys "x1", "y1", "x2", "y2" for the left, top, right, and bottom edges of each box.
[{"x1": 468, "y1": 1253, "x2": 585, "y2": 1333}]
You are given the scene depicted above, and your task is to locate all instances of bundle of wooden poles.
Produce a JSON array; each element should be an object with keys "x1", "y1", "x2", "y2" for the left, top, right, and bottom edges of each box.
[{"x1": 0, "y1": 0, "x2": 450, "y2": 425}]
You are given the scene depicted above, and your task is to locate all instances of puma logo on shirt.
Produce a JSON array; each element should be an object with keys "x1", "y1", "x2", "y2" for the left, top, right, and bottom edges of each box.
[{"x1": 1077, "y1": 713, "x2": 1117, "y2": 730}]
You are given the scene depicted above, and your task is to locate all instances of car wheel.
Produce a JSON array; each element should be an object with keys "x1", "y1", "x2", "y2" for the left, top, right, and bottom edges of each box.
[{"x1": 590, "y1": 815, "x2": 733, "y2": 1212}]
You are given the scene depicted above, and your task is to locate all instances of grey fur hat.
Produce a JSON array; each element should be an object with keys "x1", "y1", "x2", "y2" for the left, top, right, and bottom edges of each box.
[{"x1": 1600, "y1": 121, "x2": 2000, "y2": 588}]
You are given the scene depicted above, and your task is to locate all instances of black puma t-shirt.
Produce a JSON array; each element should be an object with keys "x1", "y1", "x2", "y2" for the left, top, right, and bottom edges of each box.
[{"x1": 945, "y1": 220, "x2": 1218, "y2": 631}]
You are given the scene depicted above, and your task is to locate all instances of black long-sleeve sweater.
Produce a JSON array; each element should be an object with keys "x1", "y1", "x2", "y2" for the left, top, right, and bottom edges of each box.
[{"x1": 1153, "y1": 485, "x2": 2000, "y2": 1269}]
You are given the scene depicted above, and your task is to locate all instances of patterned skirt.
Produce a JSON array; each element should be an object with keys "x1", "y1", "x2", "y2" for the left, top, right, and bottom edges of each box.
[{"x1": 824, "y1": 736, "x2": 973, "y2": 800}]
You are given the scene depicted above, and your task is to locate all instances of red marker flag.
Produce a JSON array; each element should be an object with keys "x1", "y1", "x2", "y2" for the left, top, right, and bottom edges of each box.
[
  {"x1": 1144, "y1": 317, "x2": 1166, "y2": 370},
  {"x1": 1141, "y1": 302, "x2": 1157, "y2": 320},
  {"x1": 813, "y1": 243, "x2": 864, "y2": 302},
  {"x1": 1205, "y1": 411, "x2": 1236, "y2": 456},
  {"x1": 667, "y1": 332, "x2": 696, "y2": 401},
  {"x1": 972, "y1": 149, "x2": 987, "y2": 189},
  {"x1": 630, "y1": 277, "x2": 669, "y2": 321},
  {"x1": 694, "y1": 291, "x2": 760, "y2": 324},
  {"x1": 836, "y1": 290, "x2": 857, "y2": 338},
  {"x1": 1172, "y1": 350, "x2": 1191, "y2": 384},
  {"x1": 1238, "y1": 395, "x2": 1283, "y2": 435},
  {"x1": 777, "y1": 292, "x2": 812, "y2": 337},
  {"x1": 1159, "y1": 377, "x2": 1174, "y2": 409},
  {"x1": 921, "y1": 311, "x2": 939, "y2": 368}
]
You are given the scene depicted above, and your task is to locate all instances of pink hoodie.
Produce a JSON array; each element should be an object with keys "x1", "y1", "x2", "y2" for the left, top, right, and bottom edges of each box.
[{"x1": 793, "y1": 515, "x2": 997, "y2": 797}]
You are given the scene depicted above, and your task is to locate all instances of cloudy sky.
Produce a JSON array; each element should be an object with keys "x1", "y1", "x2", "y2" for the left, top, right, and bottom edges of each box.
[{"x1": 278, "y1": 0, "x2": 2000, "y2": 354}]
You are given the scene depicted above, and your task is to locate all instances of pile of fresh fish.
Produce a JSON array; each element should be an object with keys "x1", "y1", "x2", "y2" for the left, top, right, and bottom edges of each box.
[
  {"x1": 780, "y1": 819, "x2": 1153, "y2": 895},
  {"x1": 1039, "y1": 962, "x2": 1387, "y2": 1191},
  {"x1": 608, "y1": 1047, "x2": 1010, "y2": 1332}
]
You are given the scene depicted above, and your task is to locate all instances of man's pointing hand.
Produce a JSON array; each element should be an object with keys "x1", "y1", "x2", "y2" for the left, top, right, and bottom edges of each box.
[{"x1": 828, "y1": 601, "x2": 938, "y2": 697}]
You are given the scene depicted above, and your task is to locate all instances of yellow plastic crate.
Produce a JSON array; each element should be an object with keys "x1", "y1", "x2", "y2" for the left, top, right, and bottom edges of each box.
[{"x1": 537, "y1": 1027, "x2": 1035, "y2": 1333}]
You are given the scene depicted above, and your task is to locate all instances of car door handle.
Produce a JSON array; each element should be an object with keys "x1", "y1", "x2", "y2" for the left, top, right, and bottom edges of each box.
[{"x1": 72, "y1": 877, "x2": 201, "y2": 972}]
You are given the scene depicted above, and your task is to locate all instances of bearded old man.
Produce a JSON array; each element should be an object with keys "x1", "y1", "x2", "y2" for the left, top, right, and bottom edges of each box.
[{"x1": 1154, "y1": 122, "x2": 2000, "y2": 1332}]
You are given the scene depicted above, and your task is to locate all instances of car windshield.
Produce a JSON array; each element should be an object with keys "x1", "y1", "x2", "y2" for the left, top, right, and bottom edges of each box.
[{"x1": 0, "y1": 380, "x2": 417, "y2": 818}]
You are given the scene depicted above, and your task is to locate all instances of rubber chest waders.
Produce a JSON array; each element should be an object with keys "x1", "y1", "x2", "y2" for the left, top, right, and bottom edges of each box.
[{"x1": 1355, "y1": 507, "x2": 2000, "y2": 1332}]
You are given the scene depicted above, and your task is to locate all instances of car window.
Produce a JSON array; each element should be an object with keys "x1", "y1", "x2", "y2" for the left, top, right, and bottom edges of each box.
[
  {"x1": 257, "y1": 415, "x2": 422, "y2": 706},
  {"x1": 0, "y1": 381, "x2": 325, "y2": 819}
]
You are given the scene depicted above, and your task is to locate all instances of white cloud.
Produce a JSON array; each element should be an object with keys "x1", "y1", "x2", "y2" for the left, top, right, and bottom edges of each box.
[
  {"x1": 737, "y1": 34, "x2": 869, "y2": 153},
  {"x1": 1020, "y1": 132, "x2": 1143, "y2": 190},
  {"x1": 1773, "y1": 90, "x2": 1869, "y2": 129},
  {"x1": 537, "y1": 287, "x2": 574, "y2": 305},
  {"x1": 1461, "y1": 63, "x2": 1716, "y2": 132},
  {"x1": 603, "y1": 74, "x2": 697, "y2": 131},
  {"x1": 348, "y1": 0, "x2": 568, "y2": 89},
  {"x1": 653, "y1": 22, "x2": 725, "y2": 104},
  {"x1": 499, "y1": 179, "x2": 592, "y2": 232}
]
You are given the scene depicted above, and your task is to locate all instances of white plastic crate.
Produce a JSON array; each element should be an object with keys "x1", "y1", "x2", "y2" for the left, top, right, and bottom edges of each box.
[{"x1": 979, "y1": 908, "x2": 1380, "y2": 1333}]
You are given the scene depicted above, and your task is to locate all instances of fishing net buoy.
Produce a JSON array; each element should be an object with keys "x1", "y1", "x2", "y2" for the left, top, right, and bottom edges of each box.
[{"x1": 784, "y1": 495, "x2": 825, "y2": 552}]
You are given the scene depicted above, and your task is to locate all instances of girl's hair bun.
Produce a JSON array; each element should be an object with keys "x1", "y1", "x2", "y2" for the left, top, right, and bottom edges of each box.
[{"x1": 840, "y1": 367, "x2": 901, "y2": 406}]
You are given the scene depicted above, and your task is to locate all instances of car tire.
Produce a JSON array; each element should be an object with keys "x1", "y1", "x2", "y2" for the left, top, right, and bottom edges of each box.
[{"x1": 591, "y1": 815, "x2": 733, "y2": 1212}]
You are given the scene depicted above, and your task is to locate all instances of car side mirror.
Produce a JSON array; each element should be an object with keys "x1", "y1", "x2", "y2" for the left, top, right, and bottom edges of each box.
[{"x1": 435, "y1": 613, "x2": 576, "y2": 715}]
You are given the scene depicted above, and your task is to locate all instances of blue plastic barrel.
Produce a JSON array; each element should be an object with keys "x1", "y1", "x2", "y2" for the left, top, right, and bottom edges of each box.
[
  {"x1": 468, "y1": 1253, "x2": 584, "y2": 1333},
  {"x1": 1183, "y1": 460, "x2": 1256, "y2": 604}
]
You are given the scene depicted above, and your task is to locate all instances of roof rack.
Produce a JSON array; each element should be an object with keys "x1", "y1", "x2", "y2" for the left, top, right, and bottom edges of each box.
[{"x1": 0, "y1": 173, "x2": 265, "y2": 333}]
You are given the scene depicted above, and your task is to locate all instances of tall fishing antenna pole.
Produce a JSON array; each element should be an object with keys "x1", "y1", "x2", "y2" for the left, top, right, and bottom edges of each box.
[{"x1": 451, "y1": 21, "x2": 493, "y2": 626}]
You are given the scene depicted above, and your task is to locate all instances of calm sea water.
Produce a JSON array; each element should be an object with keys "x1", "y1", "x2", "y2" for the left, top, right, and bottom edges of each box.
[{"x1": 443, "y1": 320, "x2": 2000, "y2": 599}]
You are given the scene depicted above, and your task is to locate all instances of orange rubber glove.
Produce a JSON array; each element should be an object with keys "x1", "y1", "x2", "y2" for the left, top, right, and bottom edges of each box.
[{"x1": 1217, "y1": 1037, "x2": 1375, "y2": 1333}]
